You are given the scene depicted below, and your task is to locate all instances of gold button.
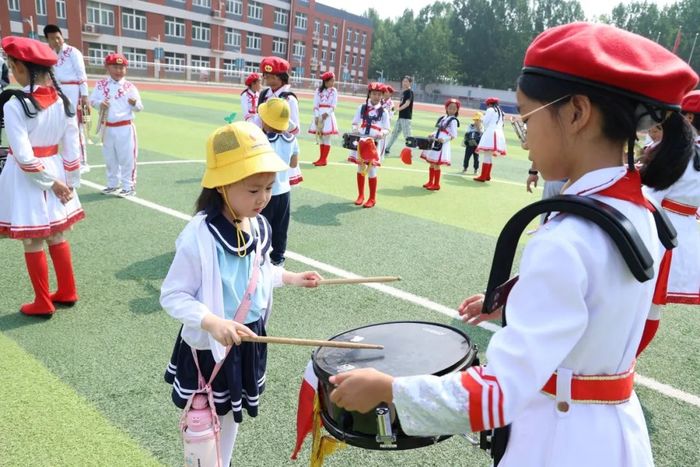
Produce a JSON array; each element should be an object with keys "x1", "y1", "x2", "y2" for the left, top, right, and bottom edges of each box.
[{"x1": 557, "y1": 401, "x2": 570, "y2": 413}]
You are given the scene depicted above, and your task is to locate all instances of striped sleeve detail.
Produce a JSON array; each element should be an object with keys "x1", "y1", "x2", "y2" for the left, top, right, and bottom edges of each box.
[
  {"x1": 63, "y1": 159, "x2": 81, "y2": 172},
  {"x1": 18, "y1": 161, "x2": 45, "y2": 173},
  {"x1": 460, "y1": 366, "x2": 505, "y2": 432}
]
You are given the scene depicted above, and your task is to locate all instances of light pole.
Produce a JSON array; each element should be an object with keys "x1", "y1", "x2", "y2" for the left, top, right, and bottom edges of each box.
[
  {"x1": 23, "y1": 16, "x2": 36, "y2": 39},
  {"x1": 376, "y1": 69, "x2": 384, "y2": 82},
  {"x1": 151, "y1": 35, "x2": 162, "y2": 79}
]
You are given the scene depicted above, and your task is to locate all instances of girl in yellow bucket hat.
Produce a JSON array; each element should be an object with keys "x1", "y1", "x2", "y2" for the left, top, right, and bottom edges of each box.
[{"x1": 160, "y1": 121, "x2": 322, "y2": 466}]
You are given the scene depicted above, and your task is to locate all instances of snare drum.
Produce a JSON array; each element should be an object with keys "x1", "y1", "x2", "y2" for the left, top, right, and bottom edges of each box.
[
  {"x1": 342, "y1": 133, "x2": 362, "y2": 150},
  {"x1": 405, "y1": 136, "x2": 443, "y2": 152},
  {"x1": 313, "y1": 321, "x2": 478, "y2": 450}
]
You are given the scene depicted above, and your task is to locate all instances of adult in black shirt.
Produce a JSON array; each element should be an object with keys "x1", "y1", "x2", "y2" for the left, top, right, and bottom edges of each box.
[{"x1": 385, "y1": 76, "x2": 414, "y2": 154}]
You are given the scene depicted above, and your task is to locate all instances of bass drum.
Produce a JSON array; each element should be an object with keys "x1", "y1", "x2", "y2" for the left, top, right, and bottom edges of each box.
[{"x1": 313, "y1": 321, "x2": 478, "y2": 450}]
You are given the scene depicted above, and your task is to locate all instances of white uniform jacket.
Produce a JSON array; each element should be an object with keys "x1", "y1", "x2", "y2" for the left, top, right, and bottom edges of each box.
[
  {"x1": 240, "y1": 88, "x2": 258, "y2": 122},
  {"x1": 89, "y1": 78, "x2": 143, "y2": 123},
  {"x1": 308, "y1": 87, "x2": 339, "y2": 136},
  {"x1": 420, "y1": 115, "x2": 459, "y2": 166},
  {"x1": 160, "y1": 214, "x2": 285, "y2": 363},
  {"x1": 53, "y1": 44, "x2": 89, "y2": 107},
  {"x1": 392, "y1": 167, "x2": 661, "y2": 467},
  {"x1": 476, "y1": 106, "x2": 507, "y2": 155},
  {"x1": 348, "y1": 102, "x2": 390, "y2": 164}
]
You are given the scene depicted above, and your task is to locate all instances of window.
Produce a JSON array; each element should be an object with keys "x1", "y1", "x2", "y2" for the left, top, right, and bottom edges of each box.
[
  {"x1": 36, "y1": 0, "x2": 46, "y2": 15},
  {"x1": 330, "y1": 50, "x2": 335, "y2": 62},
  {"x1": 295, "y1": 13, "x2": 307, "y2": 30},
  {"x1": 8, "y1": 0, "x2": 20, "y2": 12},
  {"x1": 225, "y1": 28, "x2": 241, "y2": 47},
  {"x1": 191, "y1": 55, "x2": 210, "y2": 70},
  {"x1": 226, "y1": 0, "x2": 242, "y2": 15},
  {"x1": 352, "y1": 54, "x2": 356, "y2": 66},
  {"x1": 164, "y1": 52, "x2": 186, "y2": 72},
  {"x1": 292, "y1": 40, "x2": 305, "y2": 58},
  {"x1": 87, "y1": 2, "x2": 114, "y2": 26},
  {"x1": 165, "y1": 17, "x2": 185, "y2": 38},
  {"x1": 223, "y1": 59, "x2": 240, "y2": 77},
  {"x1": 55, "y1": 0, "x2": 66, "y2": 19},
  {"x1": 272, "y1": 37, "x2": 287, "y2": 55},
  {"x1": 87, "y1": 43, "x2": 115, "y2": 65},
  {"x1": 192, "y1": 0, "x2": 211, "y2": 6},
  {"x1": 244, "y1": 61, "x2": 257, "y2": 74},
  {"x1": 355, "y1": 31, "x2": 359, "y2": 43},
  {"x1": 274, "y1": 8, "x2": 288, "y2": 26},
  {"x1": 122, "y1": 47, "x2": 147, "y2": 69},
  {"x1": 362, "y1": 32, "x2": 367, "y2": 45},
  {"x1": 122, "y1": 8, "x2": 146, "y2": 32},
  {"x1": 246, "y1": 32, "x2": 261, "y2": 50},
  {"x1": 332, "y1": 25, "x2": 338, "y2": 39},
  {"x1": 346, "y1": 29, "x2": 352, "y2": 41},
  {"x1": 191, "y1": 22, "x2": 210, "y2": 42},
  {"x1": 313, "y1": 20, "x2": 320, "y2": 33},
  {"x1": 248, "y1": 1, "x2": 262, "y2": 20},
  {"x1": 323, "y1": 23, "x2": 329, "y2": 36},
  {"x1": 312, "y1": 47, "x2": 317, "y2": 59},
  {"x1": 343, "y1": 52, "x2": 348, "y2": 64},
  {"x1": 321, "y1": 49, "x2": 326, "y2": 61},
  {"x1": 360, "y1": 56, "x2": 364, "y2": 67}
]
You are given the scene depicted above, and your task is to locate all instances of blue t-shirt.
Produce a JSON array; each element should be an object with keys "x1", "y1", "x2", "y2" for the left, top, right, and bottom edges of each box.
[{"x1": 267, "y1": 132, "x2": 299, "y2": 196}]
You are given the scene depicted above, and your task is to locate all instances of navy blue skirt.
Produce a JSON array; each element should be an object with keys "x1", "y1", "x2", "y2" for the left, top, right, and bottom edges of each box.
[{"x1": 164, "y1": 318, "x2": 267, "y2": 423}]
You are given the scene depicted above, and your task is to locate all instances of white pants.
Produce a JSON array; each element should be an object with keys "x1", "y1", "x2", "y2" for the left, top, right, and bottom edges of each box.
[{"x1": 102, "y1": 123, "x2": 138, "y2": 190}]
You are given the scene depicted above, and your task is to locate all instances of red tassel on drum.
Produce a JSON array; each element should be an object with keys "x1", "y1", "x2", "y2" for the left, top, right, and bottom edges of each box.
[
  {"x1": 652, "y1": 249, "x2": 672, "y2": 305},
  {"x1": 400, "y1": 147, "x2": 413, "y2": 165}
]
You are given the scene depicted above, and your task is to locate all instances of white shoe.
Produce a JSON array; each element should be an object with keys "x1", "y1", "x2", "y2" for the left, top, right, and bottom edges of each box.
[{"x1": 118, "y1": 189, "x2": 136, "y2": 197}]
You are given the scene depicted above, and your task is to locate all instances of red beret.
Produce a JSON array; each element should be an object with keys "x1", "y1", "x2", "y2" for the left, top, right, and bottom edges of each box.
[
  {"x1": 444, "y1": 98, "x2": 461, "y2": 110},
  {"x1": 260, "y1": 56, "x2": 289, "y2": 74},
  {"x1": 245, "y1": 73, "x2": 260, "y2": 86},
  {"x1": 321, "y1": 71, "x2": 335, "y2": 81},
  {"x1": 681, "y1": 90, "x2": 700, "y2": 113},
  {"x1": 524, "y1": 22, "x2": 698, "y2": 108},
  {"x1": 385, "y1": 85, "x2": 395, "y2": 93},
  {"x1": 367, "y1": 82, "x2": 383, "y2": 92},
  {"x1": 485, "y1": 97, "x2": 499, "y2": 105},
  {"x1": 1, "y1": 36, "x2": 56, "y2": 67},
  {"x1": 105, "y1": 53, "x2": 128, "y2": 66}
]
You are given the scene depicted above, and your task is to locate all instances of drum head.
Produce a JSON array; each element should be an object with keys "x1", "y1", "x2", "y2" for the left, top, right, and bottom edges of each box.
[{"x1": 314, "y1": 321, "x2": 472, "y2": 380}]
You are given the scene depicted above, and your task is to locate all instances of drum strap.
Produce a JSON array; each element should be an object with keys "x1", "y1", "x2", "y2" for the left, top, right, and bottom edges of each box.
[{"x1": 360, "y1": 104, "x2": 383, "y2": 135}]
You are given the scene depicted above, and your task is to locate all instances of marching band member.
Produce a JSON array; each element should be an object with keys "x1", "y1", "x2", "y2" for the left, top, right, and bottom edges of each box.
[
  {"x1": 240, "y1": 72, "x2": 261, "y2": 122},
  {"x1": 328, "y1": 22, "x2": 698, "y2": 467},
  {"x1": 256, "y1": 57, "x2": 299, "y2": 135},
  {"x1": 0, "y1": 37, "x2": 84, "y2": 316},
  {"x1": 473, "y1": 96, "x2": 507, "y2": 182},
  {"x1": 382, "y1": 85, "x2": 396, "y2": 120},
  {"x1": 43, "y1": 24, "x2": 91, "y2": 173},
  {"x1": 309, "y1": 71, "x2": 339, "y2": 167},
  {"x1": 420, "y1": 98, "x2": 460, "y2": 190},
  {"x1": 348, "y1": 82, "x2": 390, "y2": 208},
  {"x1": 89, "y1": 53, "x2": 143, "y2": 196},
  {"x1": 641, "y1": 91, "x2": 700, "y2": 308}
]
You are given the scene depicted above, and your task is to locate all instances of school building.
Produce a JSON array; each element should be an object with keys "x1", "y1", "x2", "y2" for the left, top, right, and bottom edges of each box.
[{"x1": 0, "y1": 0, "x2": 373, "y2": 83}]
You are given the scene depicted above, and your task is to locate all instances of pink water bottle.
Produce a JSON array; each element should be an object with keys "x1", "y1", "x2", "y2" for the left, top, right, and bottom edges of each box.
[{"x1": 183, "y1": 394, "x2": 221, "y2": 467}]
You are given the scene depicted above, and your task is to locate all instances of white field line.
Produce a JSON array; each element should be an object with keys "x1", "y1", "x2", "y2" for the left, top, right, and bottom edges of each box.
[
  {"x1": 80, "y1": 176, "x2": 700, "y2": 408},
  {"x1": 87, "y1": 158, "x2": 539, "y2": 190}
]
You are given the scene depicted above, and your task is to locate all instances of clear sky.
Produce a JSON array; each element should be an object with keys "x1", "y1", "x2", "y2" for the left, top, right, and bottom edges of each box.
[{"x1": 318, "y1": 0, "x2": 677, "y2": 21}]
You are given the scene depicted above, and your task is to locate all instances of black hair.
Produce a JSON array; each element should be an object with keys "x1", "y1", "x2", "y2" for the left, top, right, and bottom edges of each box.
[
  {"x1": 278, "y1": 72, "x2": 289, "y2": 85},
  {"x1": 318, "y1": 78, "x2": 331, "y2": 93},
  {"x1": 403, "y1": 75, "x2": 413, "y2": 84},
  {"x1": 518, "y1": 73, "x2": 694, "y2": 190},
  {"x1": 0, "y1": 59, "x2": 74, "y2": 127},
  {"x1": 43, "y1": 24, "x2": 62, "y2": 38},
  {"x1": 195, "y1": 187, "x2": 223, "y2": 216}
]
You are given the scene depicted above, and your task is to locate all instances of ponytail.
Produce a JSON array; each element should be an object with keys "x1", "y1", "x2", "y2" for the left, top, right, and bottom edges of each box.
[
  {"x1": 640, "y1": 111, "x2": 695, "y2": 189},
  {"x1": 48, "y1": 67, "x2": 75, "y2": 117}
]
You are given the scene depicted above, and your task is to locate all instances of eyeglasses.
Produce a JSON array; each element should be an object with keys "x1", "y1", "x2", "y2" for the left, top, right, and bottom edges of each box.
[{"x1": 511, "y1": 95, "x2": 572, "y2": 144}]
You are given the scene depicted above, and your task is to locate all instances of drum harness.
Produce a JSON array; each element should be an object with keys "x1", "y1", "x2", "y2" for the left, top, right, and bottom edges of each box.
[{"x1": 476, "y1": 195, "x2": 676, "y2": 465}]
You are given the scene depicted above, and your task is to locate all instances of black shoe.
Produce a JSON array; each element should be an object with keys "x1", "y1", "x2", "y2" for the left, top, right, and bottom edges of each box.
[{"x1": 384, "y1": 149, "x2": 391, "y2": 155}]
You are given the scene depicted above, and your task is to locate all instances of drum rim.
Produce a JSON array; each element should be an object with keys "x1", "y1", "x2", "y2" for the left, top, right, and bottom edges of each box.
[{"x1": 312, "y1": 320, "x2": 476, "y2": 384}]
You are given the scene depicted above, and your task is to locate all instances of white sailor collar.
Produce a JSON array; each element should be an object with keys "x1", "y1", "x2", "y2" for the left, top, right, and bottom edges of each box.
[
  {"x1": 267, "y1": 132, "x2": 295, "y2": 143},
  {"x1": 562, "y1": 166, "x2": 628, "y2": 197}
]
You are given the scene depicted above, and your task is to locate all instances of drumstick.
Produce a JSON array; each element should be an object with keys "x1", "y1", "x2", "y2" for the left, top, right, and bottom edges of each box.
[
  {"x1": 239, "y1": 334, "x2": 383, "y2": 350},
  {"x1": 317, "y1": 276, "x2": 401, "y2": 285}
]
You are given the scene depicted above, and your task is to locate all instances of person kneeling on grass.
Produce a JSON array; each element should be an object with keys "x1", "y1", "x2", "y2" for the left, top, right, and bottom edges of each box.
[{"x1": 161, "y1": 122, "x2": 322, "y2": 467}]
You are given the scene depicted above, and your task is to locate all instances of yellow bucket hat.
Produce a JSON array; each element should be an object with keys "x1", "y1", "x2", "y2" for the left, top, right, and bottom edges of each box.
[
  {"x1": 258, "y1": 97, "x2": 291, "y2": 132},
  {"x1": 201, "y1": 122, "x2": 288, "y2": 188},
  {"x1": 473, "y1": 111, "x2": 484, "y2": 121}
]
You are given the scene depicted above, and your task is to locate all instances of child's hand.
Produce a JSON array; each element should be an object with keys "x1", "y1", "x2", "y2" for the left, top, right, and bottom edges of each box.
[
  {"x1": 128, "y1": 98, "x2": 137, "y2": 106},
  {"x1": 458, "y1": 294, "x2": 502, "y2": 325},
  {"x1": 201, "y1": 314, "x2": 257, "y2": 346},
  {"x1": 329, "y1": 368, "x2": 394, "y2": 413},
  {"x1": 100, "y1": 100, "x2": 109, "y2": 110},
  {"x1": 287, "y1": 271, "x2": 322, "y2": 288},
  {"x1": 51, "y1": 180, "x2": 73, "y2": 204}
]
